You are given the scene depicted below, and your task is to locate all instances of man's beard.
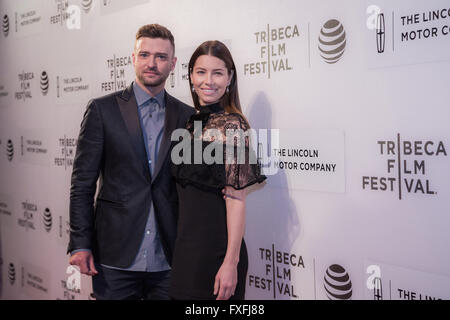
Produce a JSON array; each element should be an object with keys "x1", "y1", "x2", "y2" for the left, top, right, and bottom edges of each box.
[{"x1": 137, "y1": 69, "x2": 168, "y2": 88}]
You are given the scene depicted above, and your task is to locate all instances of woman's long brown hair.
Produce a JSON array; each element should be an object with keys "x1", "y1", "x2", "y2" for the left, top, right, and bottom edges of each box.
[{"x1": 188, "y1": 40, "x2": 246, "y2": 121}]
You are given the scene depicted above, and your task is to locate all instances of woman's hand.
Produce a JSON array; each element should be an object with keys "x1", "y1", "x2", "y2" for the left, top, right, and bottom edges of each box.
[
  {"x1": 216, "y1": 186, "x2": 246, "y2": 300},
  {"x1": 214, "y1": 262, "x2": 238, "y2": 300}
]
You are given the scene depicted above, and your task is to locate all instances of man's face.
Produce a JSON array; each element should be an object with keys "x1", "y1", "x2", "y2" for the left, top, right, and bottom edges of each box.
[{"x1": 132, "y1": 37, "x2": 176, "y2": 91}]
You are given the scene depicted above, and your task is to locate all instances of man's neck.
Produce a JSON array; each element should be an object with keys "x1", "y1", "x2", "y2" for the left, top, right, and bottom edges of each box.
[{"x1": 135, "y1": 79, "x2": 164, "y2": 97}]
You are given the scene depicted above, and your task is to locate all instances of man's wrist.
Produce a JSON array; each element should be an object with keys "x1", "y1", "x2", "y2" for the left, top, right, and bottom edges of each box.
[{"x1": 70, "y1": 248, "x2": 91, "y2": 256}]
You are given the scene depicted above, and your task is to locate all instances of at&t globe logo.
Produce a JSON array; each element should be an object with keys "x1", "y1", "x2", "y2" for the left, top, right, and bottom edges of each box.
[
  {"x1": 323, "y1": 264, "x2": 352, "y2": 300},
  {"x1": 6, "y1": 139, "x2": 14, "y2": 161},
  {"x1": 318, "y1": 19, "x2": 346, "y2": 64},
  {"x1": 43, "y1": 207, "x2": 52, "y2": 232},
  {"x1": 2, "y1": 14, "x2": 9, "y2": 37},
  {"x1": 82, "y1": 0, "x2": 93, "y2": 13},
  {"x1": 40, "y1": 71, "x2": 49, "y2": 95},
  {"x1": 8, "y1": 262, "x2": 15, "y2": 285}
]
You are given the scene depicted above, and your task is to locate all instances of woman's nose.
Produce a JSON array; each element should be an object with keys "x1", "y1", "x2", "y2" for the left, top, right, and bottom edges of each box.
[{"x1": 205, "y1": 72, "x2": 213, "y2": 85}]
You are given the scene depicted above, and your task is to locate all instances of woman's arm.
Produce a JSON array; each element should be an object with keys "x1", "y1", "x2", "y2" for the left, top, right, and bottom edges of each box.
[{"x1": 214, "y1": 186, "x2": 247, "y2": 300}]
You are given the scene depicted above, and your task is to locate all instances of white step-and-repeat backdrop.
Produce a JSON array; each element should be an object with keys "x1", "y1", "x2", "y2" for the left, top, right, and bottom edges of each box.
[{"x1": 1, "y1": 0, "x2": 449, "y2": 300}]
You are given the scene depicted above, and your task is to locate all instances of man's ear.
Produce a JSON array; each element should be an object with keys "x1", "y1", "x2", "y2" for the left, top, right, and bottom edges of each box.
[{"x1": 171, "y1": 56, "x2": 177, "y2": 71}]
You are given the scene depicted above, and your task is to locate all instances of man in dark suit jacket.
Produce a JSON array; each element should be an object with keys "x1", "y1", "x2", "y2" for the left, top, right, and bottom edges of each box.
[{"x1": 68, "y1": 24, "x2": 194, "y2": 300}]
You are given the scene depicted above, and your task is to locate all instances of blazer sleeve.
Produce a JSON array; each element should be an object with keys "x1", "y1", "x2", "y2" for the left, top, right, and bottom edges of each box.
[{"x1": 67, "y1": 99, "x2": 104, "y2": 253}]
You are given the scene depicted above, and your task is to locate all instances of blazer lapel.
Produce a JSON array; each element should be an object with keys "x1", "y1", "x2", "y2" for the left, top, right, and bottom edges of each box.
[
  {"x1": 116, "y1": 84, "x2": 151, "y2": 182},
  {"x1": 152, "y1": 92, "x2": 180, "y2": 183}
]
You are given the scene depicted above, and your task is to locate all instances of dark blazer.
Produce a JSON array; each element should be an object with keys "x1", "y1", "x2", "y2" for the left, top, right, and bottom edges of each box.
[{"x1": 68, "y1": 83, "x2": 194, "y2": 268}]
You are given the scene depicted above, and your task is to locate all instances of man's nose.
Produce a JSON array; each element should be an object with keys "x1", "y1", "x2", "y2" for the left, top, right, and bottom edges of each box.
[{"x1": 147, "y1": 56, "x2": 156, "y2": 68}]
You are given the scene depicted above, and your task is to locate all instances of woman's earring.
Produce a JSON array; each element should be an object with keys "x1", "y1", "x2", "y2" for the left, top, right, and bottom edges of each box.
[
  {"x1": 191, "y1": 85, "x2": 195, "y2": 93},
  {"x1": 226, "y1": 86, "x2": 229, "y2": 94}
]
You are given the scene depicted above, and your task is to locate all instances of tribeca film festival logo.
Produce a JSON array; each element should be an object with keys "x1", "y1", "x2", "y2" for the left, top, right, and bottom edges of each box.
[
  {"x1": 318, "y1": 19, "x2": 346, "y2": 64},
  {"x1": 14, "y1": 70, "x2": 49, "y2": 100},
  {"x1": 362, "y1": 134, "x2": 447, "y2": 200},
  {"x1": 18, "y1": 201, "x2": 53, "y2": 233},
  {"x1": 50, "y1": 1, "x2": 72, "y2": 26},
  {"x1": 248, "y1": 244, "x2": 305, "y2": 299},
  {"x1": 101, "y1": 55, "x2": 132, "y2": 92},
  {"x1": 323, "y1": 264, "x2": 352, "y2": 300},
  {"x1": 243, "y1": 24, "x2": 299, "y2": 78},
  {"x1": 2, "y1": 14, "x2": 9, "y2": 37},
  {"x1": 18, "y1": 201, "x2": 37, "y2": 232},
  {"x1": 15, "y1": 71, "x2": 34, "y2": 101},
  {"x1": 54, "y1": 136, "x2": 77, "y2": 169},
  {"x1": 50, "y1": 0, "x2": 89, "y2": 30}
]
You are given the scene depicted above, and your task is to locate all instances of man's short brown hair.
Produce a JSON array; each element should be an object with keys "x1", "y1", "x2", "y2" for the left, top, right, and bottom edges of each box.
[{"x1": 135, "y1": 24, "x2": 175, "y2": 53}]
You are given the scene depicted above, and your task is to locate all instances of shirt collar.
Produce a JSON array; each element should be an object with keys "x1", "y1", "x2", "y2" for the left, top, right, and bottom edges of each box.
[{"x1": 133, "y1": 81, "x2": 165, "y2": 109}]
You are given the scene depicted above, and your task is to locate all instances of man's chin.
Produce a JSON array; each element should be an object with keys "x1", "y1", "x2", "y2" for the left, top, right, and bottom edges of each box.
[{"x1": 141, "y1": 78, "x2": 165, "y2": 88}]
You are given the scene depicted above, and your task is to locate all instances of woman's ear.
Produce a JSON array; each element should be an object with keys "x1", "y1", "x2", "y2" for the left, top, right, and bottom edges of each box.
[{"x1": 228, "y1": 69, "x2": 234, "y2": 86}]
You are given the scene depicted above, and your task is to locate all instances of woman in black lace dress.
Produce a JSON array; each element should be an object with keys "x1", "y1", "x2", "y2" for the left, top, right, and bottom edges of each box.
[{"x1": 169, "y1": 41, "x2": 266, "y2": 300}]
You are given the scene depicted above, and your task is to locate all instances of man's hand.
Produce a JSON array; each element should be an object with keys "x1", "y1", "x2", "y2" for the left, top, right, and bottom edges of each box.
[{"x1": 69, "y1": 251, "x2": 98, "y2": 276}]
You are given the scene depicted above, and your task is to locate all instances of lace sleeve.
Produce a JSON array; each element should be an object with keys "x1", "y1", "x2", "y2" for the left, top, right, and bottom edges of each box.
[{"x1": 222, "y1": 113, "x2": 266, "y2": 190}]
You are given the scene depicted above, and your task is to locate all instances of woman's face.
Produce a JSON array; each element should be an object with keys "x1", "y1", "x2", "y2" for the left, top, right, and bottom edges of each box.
[{"x1": 191, "y1": 54, "x2": 232, "y2": 106}]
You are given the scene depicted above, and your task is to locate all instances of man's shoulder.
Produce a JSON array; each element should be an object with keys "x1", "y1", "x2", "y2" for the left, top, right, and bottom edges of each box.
[
  {"x1": 90, "y1": 90, "x2": 122, "y2": 105},
  {"x1": 84, "y1": 88, "x2": 131, "y2": 113}
]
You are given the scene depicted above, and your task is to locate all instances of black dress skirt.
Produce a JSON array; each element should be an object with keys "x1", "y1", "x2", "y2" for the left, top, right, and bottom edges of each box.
[{"x1": 169, "y1": 102, "x2": 266, "y2": 300}]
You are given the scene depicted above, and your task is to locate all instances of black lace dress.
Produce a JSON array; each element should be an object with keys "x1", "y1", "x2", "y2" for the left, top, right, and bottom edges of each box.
[{"x1": 169, "y1": 102, "x2": 266, "y2": 300}]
